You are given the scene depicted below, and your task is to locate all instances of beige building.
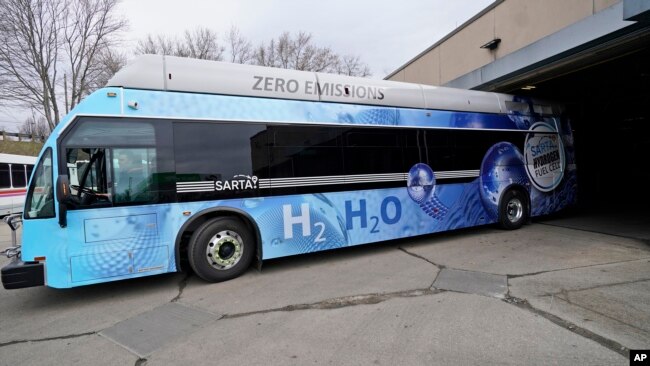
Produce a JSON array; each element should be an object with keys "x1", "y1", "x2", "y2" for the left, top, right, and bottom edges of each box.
[
  {"x1": 386, "y1": 0, "x2": 650, "y2": 207},
  {"x1": 386, "y1": 0, "x2": 649, "y2": 92}
]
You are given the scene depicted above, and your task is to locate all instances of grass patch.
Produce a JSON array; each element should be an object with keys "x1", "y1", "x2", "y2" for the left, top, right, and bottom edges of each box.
[{"x1": 0, "y1": 140, "x2": 44, "y2": 156}]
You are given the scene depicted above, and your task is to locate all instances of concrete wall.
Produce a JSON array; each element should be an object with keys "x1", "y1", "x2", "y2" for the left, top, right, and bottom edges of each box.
[
  {"x1": 387, "y1": 0, "x2": 622, "y2": 85},
  {"x1": 439, "y1": 10, "x2": 495, "y2": 85},
  {"x1": 403, "y1": 48, "x2": 440, "y2": 85}
]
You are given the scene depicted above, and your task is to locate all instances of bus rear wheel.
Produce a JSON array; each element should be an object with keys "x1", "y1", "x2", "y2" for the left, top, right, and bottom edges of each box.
[
  {"x1": 188, "y1": 217, "x2": 254, "y2": 282},
  {"x1": 499, "y1": 189, "x2": 529, "y2": 230}
]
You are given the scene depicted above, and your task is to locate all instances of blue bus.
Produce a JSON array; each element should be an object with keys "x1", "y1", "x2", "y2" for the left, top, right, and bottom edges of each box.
[{"x1": 1, "y1": 55, "x2": 576, "y2": 289}]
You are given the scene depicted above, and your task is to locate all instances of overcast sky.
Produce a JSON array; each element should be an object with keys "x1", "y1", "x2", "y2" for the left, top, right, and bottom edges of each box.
[{"x1": 0, "y1": 0, "x2": 494, "y2": 131}]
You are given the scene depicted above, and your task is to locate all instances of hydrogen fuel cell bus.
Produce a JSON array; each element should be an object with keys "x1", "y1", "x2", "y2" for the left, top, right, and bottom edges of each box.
[{"x1": 0, "y1": 55, "x2": 577, "y2": 289}]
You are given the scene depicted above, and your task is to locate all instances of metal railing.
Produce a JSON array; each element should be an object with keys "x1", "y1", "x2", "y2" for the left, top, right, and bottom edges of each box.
[{"x1": 0, "y1": 131, "x2": 46, "y2": 142}]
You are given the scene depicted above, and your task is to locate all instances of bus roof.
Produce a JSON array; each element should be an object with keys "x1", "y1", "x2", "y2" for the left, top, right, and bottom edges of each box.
[{"x1": 107, "y1": 55, "x2": 528, "y2": 115}]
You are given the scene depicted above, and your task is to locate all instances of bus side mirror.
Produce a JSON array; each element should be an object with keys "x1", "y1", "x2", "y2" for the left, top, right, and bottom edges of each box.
[
  {"x1": 56, "y1": 175, "x2": 70, "y2": 228},
  {"x1": 56, "y1": 175, "x2": 72, "y2": 203}
]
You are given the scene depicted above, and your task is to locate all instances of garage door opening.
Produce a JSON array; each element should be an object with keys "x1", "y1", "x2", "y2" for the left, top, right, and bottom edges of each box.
[{"x1": 501, "y1": 46, "x2": 650, "y2": 240}]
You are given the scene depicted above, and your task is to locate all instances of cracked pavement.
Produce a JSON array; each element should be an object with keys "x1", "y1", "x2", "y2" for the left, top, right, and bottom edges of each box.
[{"x1": 1, "y1": 216, "x2": 648, "y2": 365}]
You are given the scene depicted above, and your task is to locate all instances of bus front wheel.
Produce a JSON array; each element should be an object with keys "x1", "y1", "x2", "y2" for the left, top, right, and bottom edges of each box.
[
  {"x1": 188, "y1": 217, "x2": 255, "y2": 282},
  {"x1": 499, "y1": 189, "x2": 529, "y2": 230}
]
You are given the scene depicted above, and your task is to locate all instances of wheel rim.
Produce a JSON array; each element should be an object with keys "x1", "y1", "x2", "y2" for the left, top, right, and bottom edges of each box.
[
  {"x1": 506, "y1": 198, "x2": 523, "y2": 223},
  {"x1": 205, "y1": 230, "x2": 244, "y2": 270}
]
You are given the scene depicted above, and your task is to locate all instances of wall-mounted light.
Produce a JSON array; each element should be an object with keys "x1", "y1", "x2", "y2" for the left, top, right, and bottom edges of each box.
[
  {"x1": 480, "y1": 38, "x2": 501, "y2": 50},
  {"x1": 521, "y1": 85, "x2": 536, "y2": 90}
]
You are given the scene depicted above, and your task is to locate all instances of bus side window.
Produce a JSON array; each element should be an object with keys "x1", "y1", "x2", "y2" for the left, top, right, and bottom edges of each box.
[
  {"x1": 343, "y1": 128, "x2": 402, "y2": 175},
  {"x1": 0, "y1": 163, "x2": 10, "y2": 189},
  {"x1": 65, "y1": 148, "x2": 111, "y2": 208},
  {"x1": 11, "y1": 164, "x2": 27, "y2": 187},
  {"x1": 269, "y1": 125, "x2": 344, "y2": 194},
  {"x1": 424, "y1": 130, "x2": 454, "y2": 172},
  {"x1": 173, "y1": 122, "x2": 268, "y2": 201},
  {"x1": 270, "y1": 126, "x2": 343, "y2": 176},
  {"x1": 402, "y1": 130, "x2": 424, "y2": 171},
  {"x1": 61, "y1": 118, "x2": 164, "y2": 207},
  {"x1": 112, "y1": 148, "x2": 157, "y2": 204},
  {"x1": 453, "y1": 130, "x2": 500, "y2": 170}
]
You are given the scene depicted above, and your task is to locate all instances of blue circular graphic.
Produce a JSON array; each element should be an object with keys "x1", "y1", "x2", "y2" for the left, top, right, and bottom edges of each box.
[
  {"x1": 479, "y1": 142, "x2": 529, "y2": 220},
  {"x1": 407, "y1": 163, "x2": 435, "y2": 204}
]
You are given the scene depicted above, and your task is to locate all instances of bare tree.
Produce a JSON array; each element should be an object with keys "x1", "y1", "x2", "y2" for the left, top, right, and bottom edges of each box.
[
  {"x1": 135, "y1": 34, "x2": 176, "y2": 55},
  {"x1": 137, "y1": 28, "x2": 371, "y2": 77},
  {"x1": 0, "y1": 0, "x2": 66, "y2": 131},
  {"x1": 256, "y1": 32, "x2": 331, "y2": 70},
  {"x1": 136, "y1": 27, "x2": 224, "y2": 61},
  {"x1": 254, "y1": 39, "x2": 278, "y2": 68},
  {"x1": 87, "y1": 47, "x2": 127, "y2": 91},
  {"x1": 226, "y1": 26, "x2": 253, "y2": 64},
  {"x1": 0, "y1": 0, "x2": 126, "y2": 131},
  {"x1": 18, "y1": 114, "x2": 51, "y2": 141},
  {"x1": 63, "y1": 0, "x2": 127, "y2": 113},
  {"x1": 253, "y1": 31, "x2": 370, "y2": 76},
  {"x1": 336, "y1": 55, "x2": 371, "y2": 77},
  {"x1": 181, "y1": 27, "x2": 224, "y2": 60}
]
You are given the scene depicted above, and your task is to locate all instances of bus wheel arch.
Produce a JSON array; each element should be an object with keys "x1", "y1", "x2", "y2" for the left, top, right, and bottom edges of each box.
[
  {"x1": 174, "y1": 207, "x2": 262, "y2": 274},
  {"x1": 498, "y1": 185, "x2": 530, "y2": 230}
]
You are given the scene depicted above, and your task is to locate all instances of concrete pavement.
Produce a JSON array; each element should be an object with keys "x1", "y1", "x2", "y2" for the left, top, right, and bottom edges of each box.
[{"x1": 1, "y1": 213, "x2": 648, "y2": 365}]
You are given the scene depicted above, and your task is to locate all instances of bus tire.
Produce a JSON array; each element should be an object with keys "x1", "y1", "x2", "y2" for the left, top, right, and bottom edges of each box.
[
  {"x1": 498, "y1": 189, "x2": 528, "y2": 230},
  {"x1": 188, "y1": 217, "x2": 255, "y2": 282}
]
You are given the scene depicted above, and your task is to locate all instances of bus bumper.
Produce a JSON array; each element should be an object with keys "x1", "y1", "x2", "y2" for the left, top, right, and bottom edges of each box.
[{"x1": 1, "y1": 260, "x2": 44, "y2": 289}]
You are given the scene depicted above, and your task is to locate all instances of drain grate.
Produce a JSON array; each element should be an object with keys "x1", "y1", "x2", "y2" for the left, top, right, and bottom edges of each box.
[{"x1": 99, "y1": 303, "x2": 218, "y2": 357}]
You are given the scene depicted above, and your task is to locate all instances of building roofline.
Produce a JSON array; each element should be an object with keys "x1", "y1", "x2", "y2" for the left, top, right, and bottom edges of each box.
[
  {"x1": 443, "y1": 2, "x2": 642, "y2": 91},
  {"x1": 383, "y1": 0, "x2": 505, "y2": 80}
]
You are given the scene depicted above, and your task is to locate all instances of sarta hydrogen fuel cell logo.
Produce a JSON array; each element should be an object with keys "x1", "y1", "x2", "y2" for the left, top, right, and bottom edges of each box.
[{"x1": 524, "y1": 122, "x2": 565, "y2": 192}]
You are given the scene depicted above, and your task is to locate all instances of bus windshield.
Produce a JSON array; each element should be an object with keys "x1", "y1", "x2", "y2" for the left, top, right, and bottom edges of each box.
[{"x1": 24, "y1": 148, "x2": 54, "y2": 219}]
